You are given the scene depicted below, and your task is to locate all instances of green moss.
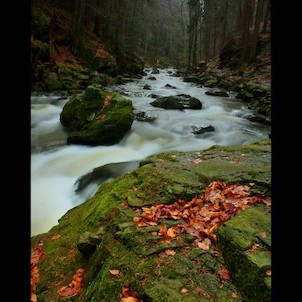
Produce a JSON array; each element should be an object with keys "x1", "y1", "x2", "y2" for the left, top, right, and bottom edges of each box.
[
  {"x1": 33, "y1": 139, "x2": 271, "y2": 302},
  {"x1": 216, "y1": 205, "x2": 271, "y2": 302},
  {"x1": 245, "y1": 250, "x2": 271, "y2": 271}
]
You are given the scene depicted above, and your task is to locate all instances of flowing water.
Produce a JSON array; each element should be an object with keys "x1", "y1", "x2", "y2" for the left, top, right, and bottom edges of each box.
[{"x1": 31, "y1": 67, "x2": 270, "y2": 236}]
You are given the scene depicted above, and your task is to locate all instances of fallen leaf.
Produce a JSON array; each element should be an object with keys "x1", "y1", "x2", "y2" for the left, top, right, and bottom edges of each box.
[
  {"x1": 231, "y1": 292, "x2": 238, "y2": 298},
  {"x1": 265, "y1": 269, "x2": 272, "y2": 276},
  {"x1": 31, "y1": 293, "x2": 37, "y2": 302},
  {"x1": 181, "y1": 288, "x2": 189, "y2": 293},
  {"x1": 167, "y1": 228, "x2": 177, "y2": 238},
  {"x1": 57, "y1": 268, "x2": 86, "y2": 297},
  {"x1": 57, "y1": 286, "x2": 78, "y2": 297},
  {"x1": 165, "y1": 249, "x2": 176, "y2": 256},
  {"x1": 218, "y1": 265, "x2": 230, "y2": 280},
  {"x1": 110, "y1": 269, "x2": 121, "y2": 276},
  {"x1": 122, "y1": 287, "x2": 138, "y2": 298},
  {"x1": 120, "y1": 297, "x2": 140, "y2": 302},
  {"x1": 196, "y1": 237, "x2": 211, "y2": 250}
]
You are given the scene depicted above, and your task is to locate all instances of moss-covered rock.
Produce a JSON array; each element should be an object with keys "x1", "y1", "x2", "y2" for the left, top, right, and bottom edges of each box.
[
  {"x1": 31, "y1": 139, "x2": 271, "y2": 302},
  {"x1": 60, "y1": 84, "x2": 134, "y2": 145},
  {"x1": 217, "y1": 204, "x2": 271, "y2": 302}
]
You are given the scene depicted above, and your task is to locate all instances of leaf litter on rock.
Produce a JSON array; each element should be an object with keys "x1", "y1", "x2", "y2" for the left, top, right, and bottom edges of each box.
[{"x1": 132, "y1": 180, "x2": 271, "y2": 250}]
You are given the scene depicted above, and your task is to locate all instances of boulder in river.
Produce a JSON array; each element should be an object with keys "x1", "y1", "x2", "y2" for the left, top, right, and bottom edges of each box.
[
  {"x1": 60, "y1": 84, "x2": 134, "y2": 145},
  {"x1": 150, "y1": 94, "x2": 202, "y2": 110}
]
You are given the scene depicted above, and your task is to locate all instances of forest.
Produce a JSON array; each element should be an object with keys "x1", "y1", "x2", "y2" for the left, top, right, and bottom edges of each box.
[{"x1": 31, "y1": 0, "x2": 271, "y2": 90}]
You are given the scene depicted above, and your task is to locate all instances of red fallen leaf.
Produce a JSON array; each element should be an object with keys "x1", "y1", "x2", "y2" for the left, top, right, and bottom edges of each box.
[
  {"x1": 120, "y1": 201, "x2": 129, "y2": 207},
  {"x1": 57, "y1": 286, "x2": 78, "y2": 297},
  {"x1": 218, "y1": 265, "x2": 230, "y2": 280},
  {"x1": 133, "y1": 216, "x2": 149, "y2": 227},
  {"x1": 121, "y1": 287, "x2": 139, "y2": 298},
  {"x1": 159, "y1": 224, "x2": 167, "y2": 236},
  {"x1": 57, "y1": 268, "x2": 86, "y2": 297}
]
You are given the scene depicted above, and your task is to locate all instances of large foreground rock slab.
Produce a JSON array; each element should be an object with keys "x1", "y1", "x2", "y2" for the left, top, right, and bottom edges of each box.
[{"x1": 31, "y1": 139, "x2": 271, "y2": 302}]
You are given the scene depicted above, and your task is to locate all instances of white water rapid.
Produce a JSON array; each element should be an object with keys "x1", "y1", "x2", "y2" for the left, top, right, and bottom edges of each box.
[{"x1": 31, "y1": 67, "x2": 270, "y2": 236}]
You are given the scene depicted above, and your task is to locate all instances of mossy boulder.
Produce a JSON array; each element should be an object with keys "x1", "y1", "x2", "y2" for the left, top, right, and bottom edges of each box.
[
  {"x1": 31, "y1": 139, "x2": 271, "y2": 302},
  {"x1": 60, "y1": 84, "x2": 134, "y2": 145},
  {"x1": 217, "y1": 204, "x2": 271, "y2": 302}
]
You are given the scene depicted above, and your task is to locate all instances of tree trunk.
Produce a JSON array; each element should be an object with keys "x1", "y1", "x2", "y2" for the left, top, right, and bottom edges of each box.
[
  {"x1": 219, "y1": 0, "x2": 229, "y2": 52},
  {"x1": 71, "y1": 0, "x2": 86, "y2": 52},
  {"x1": 240, "y1": 0, "x2": 252, "y2": 65},
  {"x1": 262, "y1": 0, "x2": 270, "y2": 33},
  {"x1": 250, "y1": 0, "x2": 265, "y2": 62}
]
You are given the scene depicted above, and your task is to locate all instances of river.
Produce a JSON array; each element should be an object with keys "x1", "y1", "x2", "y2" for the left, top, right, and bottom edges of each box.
[{"x1": 31, "y1": 67, "x2": 270, "y2": 236}]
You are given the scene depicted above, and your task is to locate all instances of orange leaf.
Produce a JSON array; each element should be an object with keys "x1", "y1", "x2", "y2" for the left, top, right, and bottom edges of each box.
[
  {"x1": 181, "y1": 288, "x2": 189, "y2": 293},
  {"x1": 58, "y1": 286, "x2": 77, "y2": 297},
  {"x1": 110, "y1": 269, "x2": 121, "y2": 276},
  {"x1": 167, "y1": 228, "x2": 177, "y2": 238},
  {"x1": 120, "y1": 297, "x2": 140, "y2": 302},
  {"x1": 165, "y1": 249, "x2": 176, "y2": 256},
  {"x1": 218, "y1": 265, "x2": 230, "y2": 280}
]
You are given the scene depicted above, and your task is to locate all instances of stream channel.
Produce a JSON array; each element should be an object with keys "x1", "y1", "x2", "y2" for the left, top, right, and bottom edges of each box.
[{"x1": 31, "y1": 67, "x2": 270, "y2": 236}]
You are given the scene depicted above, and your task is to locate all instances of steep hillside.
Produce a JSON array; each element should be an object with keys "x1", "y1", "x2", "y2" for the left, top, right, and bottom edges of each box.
[{"x1": 31, "y1": 0, "x2": 144, "y2": 92}]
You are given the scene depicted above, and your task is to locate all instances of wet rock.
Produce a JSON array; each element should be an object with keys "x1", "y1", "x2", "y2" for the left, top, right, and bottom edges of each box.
[
  {"x1": 205, "y1": 89, "x2": 229, "y2": 97},
  {"x1": 135, "y1": 111, "x2": 157, "y2": 122},
  {"x1": 151, "y1": 94, "x2": 202, "y2": 110},
  {"x1": 192, "y1": 125, "x2": 215, "y2": 134},
  {"x1": 77, "y1": 229, "x2": 105, "y2": 258}
]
